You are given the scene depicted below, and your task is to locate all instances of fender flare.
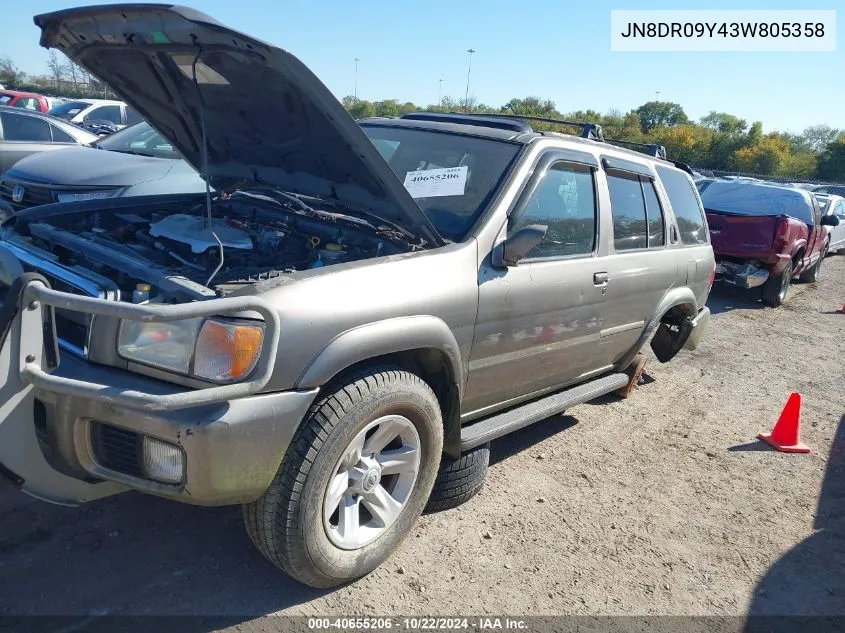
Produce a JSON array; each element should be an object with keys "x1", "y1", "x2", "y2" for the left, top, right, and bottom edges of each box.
[
  {"x1": 790, "y1": 240, "x2": 808, "y2": 261},
  {"x1": 616, "y1": 287, "x2": 698, "y2": 370},
  {"x1": 295, "y1": 315, "x2": 465, "y2": 398}
]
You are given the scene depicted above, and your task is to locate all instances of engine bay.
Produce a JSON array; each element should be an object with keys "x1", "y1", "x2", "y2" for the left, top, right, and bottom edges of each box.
[{"x1": 8, "y1": 195, "x2": 408, "y2": 302}]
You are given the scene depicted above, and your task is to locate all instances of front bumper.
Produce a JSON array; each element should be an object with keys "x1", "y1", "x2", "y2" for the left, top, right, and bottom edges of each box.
[
  {"x1": 0, "y1": 273, "x2": 317, "y2": 506},
  {"x1": 36, "y1": 355, "x2": 318, "y2": 505}
]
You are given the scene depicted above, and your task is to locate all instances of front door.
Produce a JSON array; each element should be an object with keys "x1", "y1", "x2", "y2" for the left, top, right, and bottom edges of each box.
[{"x1": 463, "y1": 153, "x2": 611, "y2": 417}]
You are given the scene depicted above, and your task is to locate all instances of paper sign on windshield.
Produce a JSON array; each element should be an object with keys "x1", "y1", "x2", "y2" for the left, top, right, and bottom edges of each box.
[{"x1": 403, "y1": 166, "x2": 468, "y2": 198}]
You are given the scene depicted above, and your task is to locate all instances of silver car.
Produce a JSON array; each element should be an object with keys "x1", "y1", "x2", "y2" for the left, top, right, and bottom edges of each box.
[
  {"x1": 0, "y1": 106, "x2": 98, "y2": 173},
  {"x1": 0, "y1": 4, "x2": 714, "y2": 588},
  {"x1": 817, "y1": 194, "x2": 845, "y2": 254}
]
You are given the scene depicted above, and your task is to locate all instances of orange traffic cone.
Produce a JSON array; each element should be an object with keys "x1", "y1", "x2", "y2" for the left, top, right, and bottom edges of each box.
[{"x1": 757, "y1": 392, "x2": 812, "y2": 453}]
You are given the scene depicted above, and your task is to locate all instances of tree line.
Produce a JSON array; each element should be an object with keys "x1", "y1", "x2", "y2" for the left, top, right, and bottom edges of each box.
[
  {"x1": 0, "y1": 53, "x2": 115, "y2": 100},
  {"x1": 342, "y1": 96, "x2": 845, "y2": 183},
  {"x1": 2, "y1": 53, "x2": 842, "y2": 182}
]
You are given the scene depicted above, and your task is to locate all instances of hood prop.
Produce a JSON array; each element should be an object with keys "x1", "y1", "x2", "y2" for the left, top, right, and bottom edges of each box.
[{"x1": 191, "y1": 47, "x2": 224, "y2": 288}]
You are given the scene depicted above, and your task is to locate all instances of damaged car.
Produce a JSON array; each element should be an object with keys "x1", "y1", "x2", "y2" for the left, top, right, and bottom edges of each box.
[{"x1": 0, "y1": 4, "x2": 714, "y2": 588}]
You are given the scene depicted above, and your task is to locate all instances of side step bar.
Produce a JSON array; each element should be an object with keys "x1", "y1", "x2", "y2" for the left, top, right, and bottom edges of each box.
[{"x1": 460, "y1": 373, "x2": 629, "y2": 451}]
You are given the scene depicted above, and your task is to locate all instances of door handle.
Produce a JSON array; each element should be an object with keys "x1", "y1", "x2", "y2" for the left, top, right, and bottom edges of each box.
[{"x1": 593, "y1": 272, "x2": 609, "y2": 286}]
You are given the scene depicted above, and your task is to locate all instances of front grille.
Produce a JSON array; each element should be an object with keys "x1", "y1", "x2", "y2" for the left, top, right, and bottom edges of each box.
[
  {"x1": 91, "y1": 422, "x2": 144, "y2": 479},
  {"x1": 0, "y1": 179, "x2": 56, "y2": 211},
  {"x1": 0, "y1": 178, "x2": 120, "y2": 212}
]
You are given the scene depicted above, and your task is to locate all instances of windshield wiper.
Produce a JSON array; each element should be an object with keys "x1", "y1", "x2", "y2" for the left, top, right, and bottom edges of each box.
[
  {"x1": 231, "y1": 187, "x2": 410, "y2": 237},
  {"x1": 105, "y1": 148, "x2": 156, "y2": 157}
]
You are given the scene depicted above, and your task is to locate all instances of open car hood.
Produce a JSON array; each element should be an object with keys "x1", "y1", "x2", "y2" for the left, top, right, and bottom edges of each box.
[{"x1": 34, "y1": 4, "x2": 443, "y2": 246}]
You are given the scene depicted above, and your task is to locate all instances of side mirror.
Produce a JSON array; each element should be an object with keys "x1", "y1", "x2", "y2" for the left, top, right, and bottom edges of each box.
[
  {"x1": 492, "y1": 224, "x2": 548, "y2": 268},
  {"x1": 821, "y1": 214, "x2": 841, "y2": 227}
]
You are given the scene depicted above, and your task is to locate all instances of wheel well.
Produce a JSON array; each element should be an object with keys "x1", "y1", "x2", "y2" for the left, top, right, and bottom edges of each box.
[
  {"x1": 792, "y1": 247, "x2": 805, "y2": 268},
  {"x1": 650, "y1": 303, "x2": 696, "y2": 363},
  {"x1": 320, "y1": 349, "x2": 462, "y2": 458},
  {"x1": 661, "y1": 304, "x2": 696, "y2": 322}
]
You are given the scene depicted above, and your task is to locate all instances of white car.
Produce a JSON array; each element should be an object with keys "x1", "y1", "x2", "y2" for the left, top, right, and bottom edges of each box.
[
  {"x1": 46, "y1": 98, "x2": 141, "y2": 129},
  {"x1": 817, "y1": 194, "x2": 845, "y2": 254}
]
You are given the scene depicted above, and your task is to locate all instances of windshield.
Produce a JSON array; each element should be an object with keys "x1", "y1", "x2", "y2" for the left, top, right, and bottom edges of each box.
[
  {"x1": 94, "y1": 121, "x2": 181, "y2": 159},
  {"x1": 47, "y1": 100, "x2": 91, "y2": 120},
  {"x1": 361, "y1": 124, "x2": 520, "y2": 241}
]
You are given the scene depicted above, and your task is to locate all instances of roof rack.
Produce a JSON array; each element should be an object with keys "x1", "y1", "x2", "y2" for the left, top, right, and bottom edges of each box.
[
  {"x1": 398, "y1": 112, "x2": 604, "y2": 140},
  {"x1": 484, "y1": 114, "x2": 604, "y2": 141},
  {"x1": 396, "y1": 112, "x2": 692, "y2": 171},
  {"x1": 399, "y1": 112, "x2": 532, "y2": 133},
  {"x1": 604, "y1": 138, "x2": 667, "y2": 160}
]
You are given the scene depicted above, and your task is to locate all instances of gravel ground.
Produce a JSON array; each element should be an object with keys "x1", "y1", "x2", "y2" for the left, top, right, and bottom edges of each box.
[{"x1": 1, "y1": 255, "x2": 844, "y2": 625}]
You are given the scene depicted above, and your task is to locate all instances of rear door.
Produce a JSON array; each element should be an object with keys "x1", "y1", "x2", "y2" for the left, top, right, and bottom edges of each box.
[{"x1": 593, "y1": 158, "x2": 678, "y2": 367}]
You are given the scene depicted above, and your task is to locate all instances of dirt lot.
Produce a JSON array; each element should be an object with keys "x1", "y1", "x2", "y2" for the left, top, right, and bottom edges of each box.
[{"x1": 1, "y1": 255, "x2": 844, "y2": 625}]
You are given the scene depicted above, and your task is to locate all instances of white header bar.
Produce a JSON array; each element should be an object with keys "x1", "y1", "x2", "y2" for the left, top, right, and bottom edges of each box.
[{"x1": 610, "y1": 10, "x2": 836, "y2": 52}]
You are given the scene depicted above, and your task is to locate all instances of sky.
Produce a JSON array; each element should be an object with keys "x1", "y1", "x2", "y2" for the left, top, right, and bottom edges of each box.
[{"x1": 1, "y1": 0, "x2": 842, "y2": 134}]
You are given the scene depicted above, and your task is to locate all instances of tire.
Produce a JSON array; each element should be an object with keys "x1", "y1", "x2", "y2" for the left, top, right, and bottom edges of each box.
[
  {"x1": 425, "y1": 443, "x2": 490, "y2": 513},
  {"x1": 243, "y1": 367, "x2": 443, "y2": 588},
  {"x1": 799, "y1": 243, "x2": 827, "y2": 283},
  {"x1": 761, "y1": 260, "x2": 792, "y2": 307}
]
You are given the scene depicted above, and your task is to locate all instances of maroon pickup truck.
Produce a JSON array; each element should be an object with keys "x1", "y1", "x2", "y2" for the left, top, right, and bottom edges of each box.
[{"x1": 698, "y1": 179, "x2": 840, "y2": 307}]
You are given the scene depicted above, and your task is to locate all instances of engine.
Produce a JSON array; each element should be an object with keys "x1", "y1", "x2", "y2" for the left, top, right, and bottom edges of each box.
[{"x1": 17, "y1": 197, "x2": 402, "y2": 301}]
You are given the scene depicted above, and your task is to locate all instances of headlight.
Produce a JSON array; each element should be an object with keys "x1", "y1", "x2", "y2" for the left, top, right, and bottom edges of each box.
[
  {"x1": 56, "y1": 189, "x2": 124, "y2": 203},
  {"x1": 117, "y1": 318, "x2": 264, "y2": 382}
]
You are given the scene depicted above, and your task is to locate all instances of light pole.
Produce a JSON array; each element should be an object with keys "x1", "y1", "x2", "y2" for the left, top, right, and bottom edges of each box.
[
  {"x1": 464, "y1": 49, "x2": 475, "y2": 111},
  {"x1": 354, "y1": 57, "x2": 360, "y2": 101},
  {"x1": 438, "y1": 79, "x2": 443, "y2": 106}
]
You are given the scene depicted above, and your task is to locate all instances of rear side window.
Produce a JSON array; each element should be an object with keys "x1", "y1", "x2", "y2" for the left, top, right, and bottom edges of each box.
[
  {"x1": 607, "y1": 173, "x2": 647, "y2": 251},
  {"x1": 50, "y1": 124, "x2": 75, "y2": 143},
  {"x1": 0, "y1": 111, "x2": 51, "y2": 142},
  {"x1": 125, "y1": 107, "x2": 143, "y2": 125},
  {"x1": 655, "y1": 166, "x2": 708, "y2": 245},
  {"x1": 643, "y1": 179, "x2": 665, "y2": 246},
  {"x1": 13, "y1": 97, "x2": 40, "y2": 111},
  {"x1": 85, "y1": 105, "x2": 121, "y2": 124}
]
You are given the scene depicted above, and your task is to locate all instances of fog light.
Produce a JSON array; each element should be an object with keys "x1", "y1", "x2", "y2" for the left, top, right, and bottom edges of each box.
[{"x1": 142, "y1": 436, "x2": 185, "y2": 484}]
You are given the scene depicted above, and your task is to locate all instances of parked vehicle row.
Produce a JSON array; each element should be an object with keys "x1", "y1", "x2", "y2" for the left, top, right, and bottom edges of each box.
[
  {"x1": 0, "y1": 120, "x2": 205, "y2": 213},
  {"x1": 0, "y1": 105, "x2": 99, "y2": 174},
  {"x1": 697, "y1": 178, "x2": 841, "y2": 307},
  {"x1": 0, "y1": 4, "x2": 714, "y2": 589}
]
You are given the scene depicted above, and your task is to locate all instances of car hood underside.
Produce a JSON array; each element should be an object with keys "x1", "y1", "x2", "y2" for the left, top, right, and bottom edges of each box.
[{"x1": 34, "y1": 4, "x2": 443, "y2": 246}]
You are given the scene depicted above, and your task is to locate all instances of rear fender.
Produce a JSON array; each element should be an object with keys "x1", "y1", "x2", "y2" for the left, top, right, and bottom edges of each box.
[
  {"x1": 616, "y1": 287, "x2": 698, "y2": 369},
  {"x1": 789, "y1": 241, "x2": 808, "y2": 273}
]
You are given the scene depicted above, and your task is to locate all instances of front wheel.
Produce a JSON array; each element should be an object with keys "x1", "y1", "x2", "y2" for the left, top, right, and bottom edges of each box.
[
  {"x1": 243, "y1": 367, "x2": 443, "y2": 587},
  {"x1": 761, "y1": 260, "x2": 792, "y2": 307}
]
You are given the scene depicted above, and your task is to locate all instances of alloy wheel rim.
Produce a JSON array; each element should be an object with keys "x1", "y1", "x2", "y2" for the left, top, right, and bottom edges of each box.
[{"x1": 323, "y1": 415, "x2": 421, "y2": 550}]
